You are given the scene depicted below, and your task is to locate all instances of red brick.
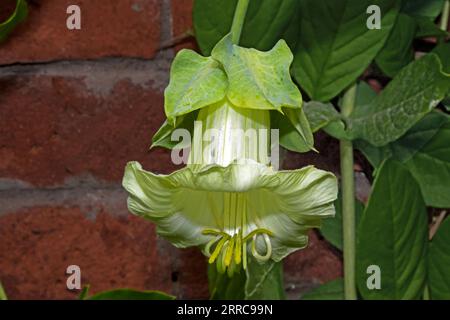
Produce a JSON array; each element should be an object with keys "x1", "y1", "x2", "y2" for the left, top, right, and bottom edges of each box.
[
  {"x1": 284, "y1": 231, "x2": 343, "y2": 298},
  {"x1": 0, "y1": 71, "x2": 179, "y2": 186},
  {"x1": 0, "y1": 0, "x2": 161, "y2": 65},
  {"x1": 0, "y1": 206, "x2": 210, "y2": 299},
  {"x1": 171, "y1": 0, "x2": 197, "y2": 51}
]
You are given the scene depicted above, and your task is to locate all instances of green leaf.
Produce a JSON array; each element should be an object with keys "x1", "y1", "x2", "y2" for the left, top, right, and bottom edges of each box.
[
  {"x1": 0, "y1": 0, "x2": 28, "y2": 43},
  {"x1": 0, "y1": 282, "x2": 7, "y2": 300},
  {"x1": 151, "y1": 111, "x2": 198, "y2": 150},
  {"x1": 357, "y1": 160, "x2": 428, "y2": 300},
  {"x1": 402, "y1": 115, "x2": 450, "y2": 208},
  {"x1": 293, "y1": 0, "x2": 400, "y2": 101},
  {"x1": 356, "y1": 111, "x2": 450, "y2": 208},
  {"x1": 245, "y1": 259, "x2": 285, "y2": 300},
  {"x1": 320, "y1": 192, "x2": 364, "y2": 251},
  {"x1": 208, "y1": 264, "x2": 246, "y2": 300},
  {"x1": 433, "y1": 43, "x2": 450, "y2": 73},
  {"x1": 402, "y1": 0, "x2": 445, "y2": 19},
  {"x1": 375, "y1": 13, "x2": 417, "y2": 77},
  {"x1": 193, "y1": 0, "x2": 300, "y2": 55},
  {"x1": 84, "y1": 288, "x2": 175, "y2": 300},
  {"x1": 303, "y1": 101, "x2": 340, "y2": 133},
  {"x1": 301, "y1": 278, "x2": 344, "y2": 300},
  {"x1": 164, "y1": 49, "x2": 227, "y2": 125},
  {"x1": 415, "y1": 17, "x2": 449, "y2": 38},
  {"x1": 272, "y1": 108, "x2": 315, "y2": 153},
  {"x1": 349, "y1": 53, "x2": 450, "y2": 146},
  {"x1": 211, "y1": 34, "x2": 302, "y2": 111},
  {"x1": 429, "y1": 217, "x2": 450, "y2": 300}
]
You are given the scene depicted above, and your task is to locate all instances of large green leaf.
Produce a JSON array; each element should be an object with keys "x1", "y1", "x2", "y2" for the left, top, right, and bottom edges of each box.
[
  {"x1": 357, "y1": 160, "x2": 428, "y2": 300},
  {"x1": 402, "y1": 116, "x2": 450, "y2": 208},
  {"x1": 301, "y1": 278, "x2": 344, "y2": 300},
  {"x1": 321, "y1": 192, "x2": 364, "y2": 251},
  {"x1": 164, "y1": 49, "x2": 227, "y2": 125},
  {"x1": 356, "y1": 111, "x2": 450, "y2": 208},
  {"x1": 193, "y1": 0, "x2": 300, "y2": 55},
  {"x1": 293, "y1": 0, "x2": 400, "y2": 101},
  {"x1": 375, "y1": 13, "x2": 417, "y2": 77},
  {"x1": 349, "y1": 53, "x2": 450, "y2": 146},
  {"x1": 208, "y1": 264, "x2": 246, "y2": 300},
  {"x1": 80, "y1": 286, "x2": 175, "y2": 300},
  {"x1": 211, "y1": 34, "x2": 302, "y2": 111},
  {"x1": 0, "y1": 0, "x2": 28, "y2": 43},
  {"x1": 428, "y1": 217, "x2": 450, "y2": 300},
  {"x1": 245, "y1": 259, "x2": 285, "y2": 300}
]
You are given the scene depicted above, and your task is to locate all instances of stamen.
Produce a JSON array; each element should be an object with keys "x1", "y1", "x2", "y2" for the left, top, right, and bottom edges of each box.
[
  {"x1": 209, "y1": 235, "x2": 229, "y2": 264},
  {"x1": 224, "y1": 234, "x2": 235, "y2": 267},
  {"x1": 251, "y1": 232, "x2": 272, "y2": 262},
  {"x1": 234, "y1": 229, "x2": 242, "y2": 265}
]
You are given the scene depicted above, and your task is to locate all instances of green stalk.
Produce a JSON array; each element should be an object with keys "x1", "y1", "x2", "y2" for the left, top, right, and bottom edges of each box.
[
  {"x1": 340, "y1": 83, "x2": 357, "y2": 300},
  {"x1": 439, "y1": 0, "x2": 449, "y2": 43},
  {"x1": 230, "y1": 0, "x2": 250, "y2": 44}
]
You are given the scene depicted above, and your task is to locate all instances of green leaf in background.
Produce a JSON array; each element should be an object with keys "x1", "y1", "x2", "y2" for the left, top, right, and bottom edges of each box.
[
  {"x1": 375, "y1": 13, "x2": 417, "y2": 77},
  {"x1": 211, "y1": 34, "x2": 302, "y2": 111},
  {"x1": 356, "y1": 160, "x2": 428, "y2": 300},
  {"x1": 245, "y1": 259, "x2": 285, "y2": 300},
  {"x1": 320, "y1": 192, "x2": 364, "y2": 251},
  {"x1": 402, "y1": 115, "x2": 450, "y2": 208},
  {"x1": 193, "y1": 0, "x2": 300, "y2": 55},
  {"x1": 81, "y1": 287, "x2": 175, "y2": 300},
  {"x1": 0, "y1": 282, "x2": 7, "y2": 300},
  {"x1": 208, "y1": 264, "x2": 246, "y2": 300},
  {"x1": 303, "y1": 101, "x2": 340, "y2": 133},
  {"x1": 433, "y1": 43, "x2": 450, "y2": 73},
  {"x1": 164, "y1": 49, "x2": 227, "y2": 125},
  {"x1": 293, "y1": 0, "x2": 400, "y2": 101},
  {"x1": 356, "y1": 111, "x2": 450, "y2": 208},
  {"x1": 349, "y1": 53, "x2": 450, "y2": 146},
  {"x1": 312, "y1": 82, "x2": 377, "y2": 140},
  {"x1": 401, "y1": 0, "x2": 445, "y2": 19},
  {"x1": 428, "y1": 217, "x2": 450, "y2": 300},
  {"x1": 301, "y1": 278, "x2": 344, "y2": 300},
  {"x1": 415, "y1": 17, "x2": 449, "y2": 38},
  {"x1": 0, "y1": 0, "x2": 28, "y2": 43}
]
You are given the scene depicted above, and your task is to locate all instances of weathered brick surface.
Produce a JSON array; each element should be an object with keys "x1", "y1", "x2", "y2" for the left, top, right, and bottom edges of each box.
[
  {"x1": 0, "y1": 62, "x2": 180, "y2": 186},
  {"x1": 0, "y1": 0, "x2": 161, "y2": 65},
  {"x1": 0, "y1": 206, "x2": 209, "y2": 299},
  {"x1": 171, "y1": 0, "x2": 197, "y2": 51},
  {"x1": 284, "y1": 232, "x2": 342, "y2": 299}
]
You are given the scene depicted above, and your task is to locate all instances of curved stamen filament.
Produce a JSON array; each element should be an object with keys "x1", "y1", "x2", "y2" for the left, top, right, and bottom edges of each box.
[{"x1": 251, "y1": 232, "x2": 272, "y2": 262}]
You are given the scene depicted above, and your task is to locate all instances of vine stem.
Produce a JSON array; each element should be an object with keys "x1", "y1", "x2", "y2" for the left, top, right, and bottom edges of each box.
[
  {"x1": 340, "y1": 83, "x2": 357, "y2": 300},
  {"x1": 230, "y1": 0, "x2": 250, "y2": 45}
]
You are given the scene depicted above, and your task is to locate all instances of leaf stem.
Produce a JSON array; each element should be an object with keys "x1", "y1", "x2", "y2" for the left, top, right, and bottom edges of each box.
[
  {"x1": 340, "y1": 83, "x2": 357, "y2": 300},
  {"x1": 230, "y1": 0, "x2": 250, "y2": 45}
]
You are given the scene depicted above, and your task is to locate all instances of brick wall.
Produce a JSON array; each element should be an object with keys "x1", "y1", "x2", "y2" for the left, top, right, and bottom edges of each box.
[{"x1": 0, "y1": 0, "x2": 342, "y2": 299}]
